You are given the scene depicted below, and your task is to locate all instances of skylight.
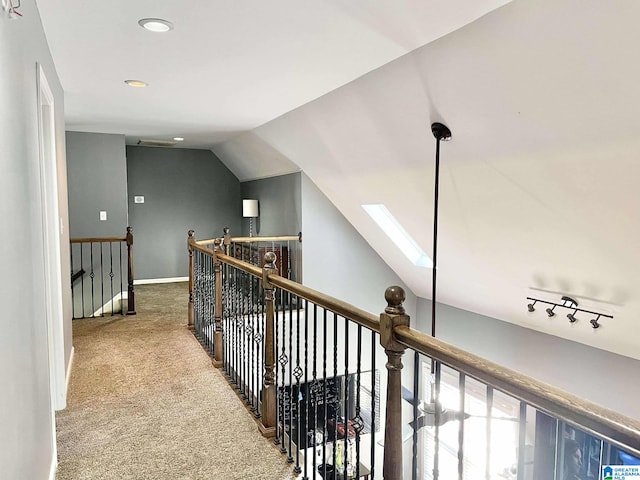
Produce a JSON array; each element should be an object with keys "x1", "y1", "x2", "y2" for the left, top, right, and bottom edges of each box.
[{"x1": 362, "y1": 204, "x2": 432, "y2": 268}]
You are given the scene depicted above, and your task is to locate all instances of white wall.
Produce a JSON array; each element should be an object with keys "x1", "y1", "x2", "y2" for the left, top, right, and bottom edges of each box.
[
  {"x1": 0, "y1": 0, "x2": 71, "y2": 477},
  {"x1": 417, "y1": 298, "x2": 640, "y2": 420}
]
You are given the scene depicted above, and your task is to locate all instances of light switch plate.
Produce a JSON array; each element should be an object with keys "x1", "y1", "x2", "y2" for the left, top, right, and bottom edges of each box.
[
  {"x1": 99, "y1": 211, "x2": 107, "y2": 221},
  {"x1": 134, "y1": 196, "x2": 145, "y2": 204}
]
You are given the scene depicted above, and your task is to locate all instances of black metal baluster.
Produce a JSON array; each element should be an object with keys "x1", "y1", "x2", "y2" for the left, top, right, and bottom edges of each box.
[
  {"x1": 89, "y1": 242, "x2": 95, "y2": 316},
  {"x1": 273, "y1": 285, "x2": 281, "y2": 445},
  {"x1": 293, "y1": 295, "x2": 302, "y2": 474},
  {"x1": 343, "y1": 317, "x2": 350, "y2": 479},
  {"x1": 303, "y1": 299, "x2": 309, "y2": 480},
  {"x1": 355, "y1": 324, "x2": 362, "y2": 479},
  {"x1": 278, "y1": 288, "x2": 288, "y2": 454},
  {"x1": 332, "y1": 311, "x2": 338, "y2": 480},
  {"x1": 80, "y1": 243, "x2": 85, "y2": 317},
  {"x1": 224, "y1": 262, "x2": 229, "y2": 375},
  {"x1": 370, "y1": 330, "x2": 376, "y2": 479},
  {"x1": 249, "y1": 274, "x2": 256, "y2": 413},
  {"x1": 108, "y1": 242, "x2": 113, "y2": 318},
  {"x1": 195, "y1": 251, "x2": 200, "y2": 342},
  {"x1": 99, "y1": 242, "x2": 104, "y2": 316},
  {"x1": 322, "y1": 308, "x2": 328, "y2": 477},
  {"x1": 312, "y1": 303, "x2": 318, "y2": 478},
  {"x1": 287, "y1": 292, "x2": 294, "y2": 464},
  {"x1": 254, "y1": 278, "x2": 260, "y2": 418},
  {"x1": 118, "y1": 242, "x2": 126, "y2": 315},
  {"x1": 70, "y1": 244, "x2": 76, "y2": 319},
  {"x1": 208, "y1": 254, "x2": 214, "y2": 354},
  {"x1": 413, "y1": 351, "x2": 419, "y2": 480}
]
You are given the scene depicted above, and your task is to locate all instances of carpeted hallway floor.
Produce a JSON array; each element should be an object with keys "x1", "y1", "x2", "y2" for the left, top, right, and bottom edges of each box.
[{"x1": 56, "y1": 282, "x2": 296, "y2": 480}]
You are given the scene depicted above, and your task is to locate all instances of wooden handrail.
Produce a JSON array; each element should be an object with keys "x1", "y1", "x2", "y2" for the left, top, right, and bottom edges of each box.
[
  {"x1": 210, "y1": 251, "x2": 380, "y2": 332},
  {"x1": 394, "y1": 324, "x2": 640, "y2": 458},
  {"x1": 195, "y1": 234, "x2": 301, "y2": 246},
  {"x1": 70, "y1": 236, "x2": 126, "y2": 243}
]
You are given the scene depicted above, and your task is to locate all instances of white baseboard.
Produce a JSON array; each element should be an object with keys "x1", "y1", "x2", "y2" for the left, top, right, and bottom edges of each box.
[
  {"x1": 134, "y1": 276, "x2": 188, "y2": 285},
  {"x1": 65, "y1": 346, "x2": 74, "y2": 398}
]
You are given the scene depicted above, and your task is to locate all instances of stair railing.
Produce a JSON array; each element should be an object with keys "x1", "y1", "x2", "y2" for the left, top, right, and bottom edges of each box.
[
  {"x1": 188, "y1": 228, "x2": 640, "y2": 479},
  {"x1": 70, "y1": 226, "x2": 135, "y2": 318}
]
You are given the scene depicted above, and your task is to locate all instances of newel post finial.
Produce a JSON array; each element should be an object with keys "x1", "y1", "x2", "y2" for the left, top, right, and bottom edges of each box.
[{"x1": 385, "y1": 285, "x2": 406, "y2": 315}]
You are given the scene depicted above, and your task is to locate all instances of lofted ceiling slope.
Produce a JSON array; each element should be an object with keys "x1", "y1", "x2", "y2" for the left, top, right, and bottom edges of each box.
[
  {"x1": 214, "y1": 0, "x2": 640, "y2": 361},
  {"x1": 37, "y1": 0, "x2": 510, "y2": 149}
]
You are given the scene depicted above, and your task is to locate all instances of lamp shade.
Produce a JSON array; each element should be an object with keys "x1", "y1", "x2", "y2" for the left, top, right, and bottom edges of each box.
[{"x1": 242, "y1": 199, "x2": 259, "y2": 218}]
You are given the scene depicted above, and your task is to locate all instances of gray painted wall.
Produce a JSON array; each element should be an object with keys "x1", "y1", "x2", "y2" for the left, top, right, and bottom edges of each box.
[
  {"x1": 0, "y1": 0, "x2": 72, "y2": 477},
  {"x1": 416, "y1": 298, "x2": 640, "y2": 420},
  {"x1": 240, "y1": 172, "x2": 301, "y2": 237},
  {"x1": 126, "y1": 146, "x2": 241, "y2": 279},
  {"x1": 66, "y1": 131, "x2": 128, "y2": 237}
]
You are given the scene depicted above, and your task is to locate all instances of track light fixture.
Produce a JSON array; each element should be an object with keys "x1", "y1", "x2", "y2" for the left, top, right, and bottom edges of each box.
[{"x1": 526, "y1": 295, "x2": 613, "y2": 329}]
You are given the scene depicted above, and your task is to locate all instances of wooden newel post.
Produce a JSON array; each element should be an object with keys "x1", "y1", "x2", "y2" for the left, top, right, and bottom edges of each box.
[
  {"x1": 126, "y1": 227, "x2": 136, "y2": 315},
  {"x1": 259, "y1": 251, "x2": 278, "y2": 437},
  {"x1": 380, "y1": 286, "x2": 410, "y2": 480},
  {"x1": 223, "y1": 226, "x2": 231, "y2": 255},
  {"x1": 187, "y1": 230, "x2": 195, "y2": 330},
  {"x1": 212, "y1": 238, "x2": 224, "y2": 368}
]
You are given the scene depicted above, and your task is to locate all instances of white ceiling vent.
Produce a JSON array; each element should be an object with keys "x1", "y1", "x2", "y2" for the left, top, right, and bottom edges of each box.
[{"x1": 137, "y1": 139, "x2": 177, "y2": 147}]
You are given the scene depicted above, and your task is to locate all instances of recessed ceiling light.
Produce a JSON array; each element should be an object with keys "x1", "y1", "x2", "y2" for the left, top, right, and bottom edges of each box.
[
  {"x1": 138, "y1": 18, "x2": 173, "y2": 33},
  {"x1": 124, "y1": 80, "x2": 148, "y2": 88},
  {"x1": 173, "y1": 137, "x2": 184, "y2": 142}
]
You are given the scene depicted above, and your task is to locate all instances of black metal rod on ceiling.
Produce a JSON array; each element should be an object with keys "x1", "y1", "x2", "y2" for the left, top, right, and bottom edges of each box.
[{"x1": 430, "y1": 122, "x2": 452, "y2": 339}]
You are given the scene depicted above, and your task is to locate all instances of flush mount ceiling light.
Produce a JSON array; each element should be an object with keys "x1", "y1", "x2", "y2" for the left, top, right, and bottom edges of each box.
[
  {"x1": 526, "y1": 295, "x2": 613, "y2": 329},
  {"x1": 138, "y1": 18, "x2": 173, "y2": 32},
  {"x1": 124, "y1": 79, "x2": 148, "y2": 88},
  {"x1": 173, "y1": 137, "x2": 184, "y2": 142}
]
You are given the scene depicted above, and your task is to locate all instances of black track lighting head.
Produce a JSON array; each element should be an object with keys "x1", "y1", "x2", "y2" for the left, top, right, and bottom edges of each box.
[
  {"x1": 546, "y1": 306, "x2": 556, "y2": 317},
  {"x1": 527, "y1": 302, "x2": 536, "y2": 312},
  {"x1": 431, "y1": 122, "x2": 452, "y2": 141},
  {"x1": 567, "y1": 310, "x2": 578, "y2": 323},
  {"x1": 590, "y1": 316, "x2": 601, "y2": 329}
]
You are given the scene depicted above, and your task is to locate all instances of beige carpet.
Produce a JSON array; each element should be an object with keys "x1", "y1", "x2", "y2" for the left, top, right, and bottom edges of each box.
[{"x1": 56, "y1": 282, "x2": 296, "y2": 480}]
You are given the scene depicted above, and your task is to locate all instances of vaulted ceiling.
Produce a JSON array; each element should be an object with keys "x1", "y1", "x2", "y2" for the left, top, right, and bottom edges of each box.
[{"x1": 39, "y1": 0, "x2": 640, "y2": 361}]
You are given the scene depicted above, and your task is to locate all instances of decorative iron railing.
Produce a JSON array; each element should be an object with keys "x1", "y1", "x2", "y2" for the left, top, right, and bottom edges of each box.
[
  {"x1": 188, "y1": 229, "x2": 640, "y2": 480},
  {"x1": 70, "y1": 227, "x2": 135, "y2": 319}
]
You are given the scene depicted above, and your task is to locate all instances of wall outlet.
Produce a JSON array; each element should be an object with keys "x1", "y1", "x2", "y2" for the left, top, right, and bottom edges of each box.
[
  {"x1": 99, "y1": 211, "x2": 107, "y2": 221},
  {"x1": 134, "y1": 196, "x2": 145, "y2": 204}
]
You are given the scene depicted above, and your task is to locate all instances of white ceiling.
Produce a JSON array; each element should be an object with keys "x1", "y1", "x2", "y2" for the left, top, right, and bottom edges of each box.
[
  {"x1": 214, "y1": 0, "x2": 640, "y2": 361},
  {"x1": 37, "y1": 0, "x2": 510, "y2": 148},
  {"x1": 38, "y1": 0, "x2": 640, "y2": 361}
]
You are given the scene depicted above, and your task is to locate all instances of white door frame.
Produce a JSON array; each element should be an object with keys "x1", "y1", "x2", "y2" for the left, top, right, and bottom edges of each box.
[{"x1": 37, "y1": 63, "x2": 66, "y2": 416}]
